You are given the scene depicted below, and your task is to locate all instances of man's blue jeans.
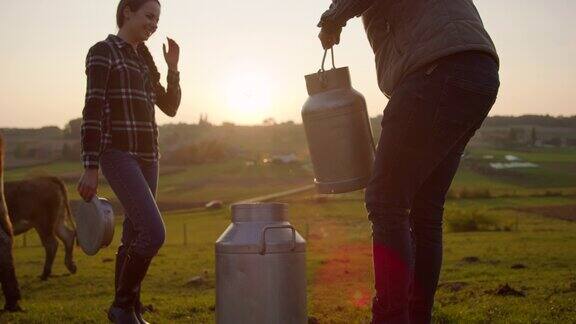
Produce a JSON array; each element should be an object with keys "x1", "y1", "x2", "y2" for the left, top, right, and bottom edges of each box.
[
  {"x1": 365, "y1": 52, "x2": 500, "y2": 323},
  {"x1": 100, "y1": 149, "x2": 165, "y2": 258}
]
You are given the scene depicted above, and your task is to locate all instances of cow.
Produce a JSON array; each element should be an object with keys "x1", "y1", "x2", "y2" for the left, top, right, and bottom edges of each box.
[
  {"x1": 0, "y1": 134, "x2": 22, "y2": 312},
  {"x1": 5, "y1": 176, "x2": 77, "y2": 281}
]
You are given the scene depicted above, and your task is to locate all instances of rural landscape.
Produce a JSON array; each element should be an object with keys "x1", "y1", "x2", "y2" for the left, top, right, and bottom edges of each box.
[
  {"x1": 1, "y1": 0, "x2": 574, "y2": 322},
  {"x1": 1, "y1": 114, "x2": 575, "y2": 323}
]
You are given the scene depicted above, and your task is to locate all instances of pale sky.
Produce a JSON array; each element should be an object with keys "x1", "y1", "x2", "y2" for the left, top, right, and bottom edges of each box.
[{"x1": 0, "y1": 0, "x2": 574, "y2": 128}]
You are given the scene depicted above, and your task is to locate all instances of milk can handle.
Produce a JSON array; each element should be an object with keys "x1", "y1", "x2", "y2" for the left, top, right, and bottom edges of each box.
[
  {"x1": 319, "y1": 47, "x2": 336, "y2": 73},
  {"x1": 260, "y1": 225, "x2": 296, "y2": 255}
]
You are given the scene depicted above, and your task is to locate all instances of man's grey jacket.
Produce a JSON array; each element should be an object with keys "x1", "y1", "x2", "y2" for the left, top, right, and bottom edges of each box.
[{"x1": 319, "y1": 0, "x2": 499, "y2": 98}]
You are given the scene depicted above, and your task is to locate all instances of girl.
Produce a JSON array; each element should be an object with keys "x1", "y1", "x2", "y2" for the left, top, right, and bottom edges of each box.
[{"x1": 77, "y1": 1, "x2": 181, "y2": 323}]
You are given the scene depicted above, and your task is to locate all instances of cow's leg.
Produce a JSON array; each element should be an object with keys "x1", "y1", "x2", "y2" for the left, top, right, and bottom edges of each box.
[
  {"x1": 36, "y1": 227, "x2": 58, "y2": 281},
  {"x1": 55, "y1": 222, "x2": 77, "y2": 274}
]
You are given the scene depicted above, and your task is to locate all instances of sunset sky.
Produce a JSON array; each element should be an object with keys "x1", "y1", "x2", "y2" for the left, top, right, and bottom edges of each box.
[{"x1": 0, "y1": 0, "x2": 574, "y2": 128}]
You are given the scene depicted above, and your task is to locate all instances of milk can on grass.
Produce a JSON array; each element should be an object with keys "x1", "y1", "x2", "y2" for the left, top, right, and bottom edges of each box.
[
  {"x1": 302, "y1": 48, "x2": 375, "y2": 194},
  {"x1": 215, "y1": 203, "x2": 307, "y2": 324}
]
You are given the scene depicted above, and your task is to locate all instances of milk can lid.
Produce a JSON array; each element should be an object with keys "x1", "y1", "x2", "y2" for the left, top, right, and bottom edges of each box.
[
  {"x1": 231, "y1": 202, "x2": 288, "y2": 223},
  {"x1": 74, "y1": 196, "x2": 115, "y2": 256}
]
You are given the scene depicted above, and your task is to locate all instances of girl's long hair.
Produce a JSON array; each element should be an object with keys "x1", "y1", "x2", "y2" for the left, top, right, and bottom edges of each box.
[{"x1": 117, "y1": 0, "x2": 161, "y2": 84}]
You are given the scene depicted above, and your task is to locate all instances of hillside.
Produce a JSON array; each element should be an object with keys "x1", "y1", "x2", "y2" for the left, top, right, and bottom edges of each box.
[{"x1": 1, "y1": 115, "x2": 574, "y2": 169}]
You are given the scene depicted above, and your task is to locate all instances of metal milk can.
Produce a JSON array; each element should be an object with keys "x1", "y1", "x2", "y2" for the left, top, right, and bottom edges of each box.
[
  {"x1": 302, "y1": 49, "x2": 375, "y2": 194},
  {"x1": 215, "y1": 203, "x2": 307, "y2": 324}
]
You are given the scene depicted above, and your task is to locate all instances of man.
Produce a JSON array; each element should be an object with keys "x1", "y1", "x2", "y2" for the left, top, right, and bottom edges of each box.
[{"x1": 317, "y1": 1, "x2": 499, "y2": 323}]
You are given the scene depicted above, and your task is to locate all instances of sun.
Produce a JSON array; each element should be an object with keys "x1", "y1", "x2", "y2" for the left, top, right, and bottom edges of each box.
[{"x1": 224, "y1": 72, "x2": 273, "y2": 124}]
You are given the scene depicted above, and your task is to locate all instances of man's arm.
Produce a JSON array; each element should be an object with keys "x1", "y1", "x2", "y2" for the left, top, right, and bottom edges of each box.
[{"x1": 318, "y1": 0, "x2": 376, "y2": 32}]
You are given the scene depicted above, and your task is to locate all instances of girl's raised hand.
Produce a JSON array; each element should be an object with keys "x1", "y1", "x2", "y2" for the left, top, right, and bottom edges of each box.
[{"x1": 163, "y1": 37, "x2": 180, "y2": 71}]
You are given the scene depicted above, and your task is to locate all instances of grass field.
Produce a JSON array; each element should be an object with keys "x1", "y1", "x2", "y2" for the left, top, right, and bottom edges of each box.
[
  {"x1": 1, "y1": 147, "x2": 575, "y2": 323},
  {"x1": 4, "y1": 160, "x2": 313, "y2": 209}
]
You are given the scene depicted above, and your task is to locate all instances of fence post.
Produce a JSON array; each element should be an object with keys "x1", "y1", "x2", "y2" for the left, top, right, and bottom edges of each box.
[
  {"x1": 183, "y1": 223, "x2": 188, "y2": 246},
  {"x1": 23, "y1": 232, "x2": 27, "y2": 248}
]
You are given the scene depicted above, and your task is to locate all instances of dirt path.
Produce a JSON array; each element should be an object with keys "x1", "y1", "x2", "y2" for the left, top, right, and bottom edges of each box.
[{"x1": 234, "y1": 184, "x2": 315, "y2": 204}]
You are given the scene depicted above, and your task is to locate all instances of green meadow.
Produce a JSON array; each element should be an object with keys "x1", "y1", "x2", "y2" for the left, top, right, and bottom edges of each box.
[{"x1": 1, "y1": 147, "x2": 575, "y2": 323}]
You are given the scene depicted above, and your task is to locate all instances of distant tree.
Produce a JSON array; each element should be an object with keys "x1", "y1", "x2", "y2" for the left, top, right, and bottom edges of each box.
[
  {"x1": 198, "y1": 113, "x2": 212, "y2": 127},
  {"x1": 13, "y1": 143, "x2": 28, "y2": 159},
  {"x1": 507, "y1": 127, "x2": 520, "y2": 144},
  {"x1": 483, "y1": 115, "x2": 576, "y2": 128},
  {"x1": 161, "y1": 131, "x2": 181, "y2": 147},
  {"x1": 165, "y1": 140, "x2": 229, "y2": 165},
  {"x1": 544, "y1": 137, "x2": 562, "y2": 147},
  {"x1": 39, "y1": 126, "x2": 63, "y2": 138},
  {"x1": 64, "y1": 118, "x2": 83, "y2": 139},
  {"x1": 262, "y1": 118, "x2": 276, "y2": 126},
  {"x1": 61, "y1": 142, "x2": 81, "y2": 161},
  {"x1": 530, "y1": 127, "x2": 537, "y2": 147},
  {"x1": 62, "y1": 143, "x2": 71, "y2": 158},
  {"x1": 1, "y1": 127, "x2": 62, "y2": 139}
]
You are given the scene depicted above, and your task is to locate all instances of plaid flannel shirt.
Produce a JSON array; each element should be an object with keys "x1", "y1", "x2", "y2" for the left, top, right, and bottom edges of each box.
[{"x1": 81, "y1": 34, "x2": 181, "y2": 169}]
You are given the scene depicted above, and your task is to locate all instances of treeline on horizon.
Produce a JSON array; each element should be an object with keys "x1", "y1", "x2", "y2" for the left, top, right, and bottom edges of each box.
[
  {"x1": 1, "y1": 114, "x2": 575, "y2": 136},
  {"x1": 0, "y1": 114, "x2": 574, "y2": 168},
  {"x1": 481, "y1": 115, "x2": 576, "y2": 128}
]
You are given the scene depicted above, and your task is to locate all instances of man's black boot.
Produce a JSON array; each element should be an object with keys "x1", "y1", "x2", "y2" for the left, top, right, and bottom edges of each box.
[{"x1": 108, "y1": 250, "x2": 151, "y2": 324}]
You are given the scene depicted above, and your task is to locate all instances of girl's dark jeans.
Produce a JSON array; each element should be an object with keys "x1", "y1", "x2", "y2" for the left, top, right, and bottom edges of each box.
[
  {"x1": 100, "y1": 149, "x2": 165, "y2": 258},
  {"x1": 365, "y1": 52, "x2": 500, "y2": 323}
]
